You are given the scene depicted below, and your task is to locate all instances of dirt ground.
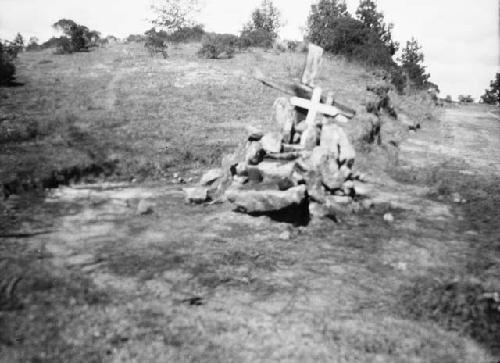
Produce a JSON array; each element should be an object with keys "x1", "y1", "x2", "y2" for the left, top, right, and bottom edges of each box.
[{"x1": 1, "y1": 45, "x2": 500, "y2": 362}]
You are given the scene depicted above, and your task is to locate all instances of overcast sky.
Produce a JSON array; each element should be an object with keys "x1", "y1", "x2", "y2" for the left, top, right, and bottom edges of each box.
[{"x1": 0, "y1": 0, "x2": 498, "y2": 99}]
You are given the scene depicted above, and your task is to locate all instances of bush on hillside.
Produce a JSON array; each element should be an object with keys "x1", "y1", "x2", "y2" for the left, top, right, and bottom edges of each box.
[
  {"x1": 239, "y1": 28, "x2": 275, "y2": 48},
  {"x1": 52, "y1": 19, "x2": 100, "y2": 54},
  {"x1": 458, "y1": 95, "x2": 474, "y2": 103},
  {"x1": 127, "y1": 34, "x2": 146, "y2": 43},
  {"x1": 144, "y1": 28, "x2": 169, "y2": 58},
  {"x1": 168, "y1": 25, "x2": 205, "y2": 43},
  {"x1": 0, "y1": 42, "x2": 16, "y2": 85},
  {"x1": 197, "y1": 33, "x2": 237, "y2": 59},
  {"x1": 26, "y1": 37, "x2": 41, "y2": 52}
]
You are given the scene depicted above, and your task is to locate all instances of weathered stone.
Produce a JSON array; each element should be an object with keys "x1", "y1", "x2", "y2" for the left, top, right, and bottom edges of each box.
[
  {"x1": 247, "y1": 166, "x2": 263, "y2": 183},
  {"x1": 261, "y1": 132, "x2": 282, "y2": 154},
  {"x1": 329, "y1": 195, "x2": 351, "y2": 204},
  {"x1": 384, "y1": 213, "x2": 394, "y2": 222},
  {"x1": 300, "y1": 125, "x2": 317, "y2": 150},
  {"x1": 273, "y1": 97, "x2": 295, "y2": 144},
  {"x1": 234, "y1": 162, "x2": 248, "y2": 176},
  {"x1": 183, "y1": 187, "x2": 209, "y2": 204},
  {"x1": 225, "y1": 185, "x2": 307, "y2": 214},
  {"x1": 295, "y1": 121, "x2": 307, "y2": 133},
  {"x1": 199, "y1": 168, "x2": 223, "y2": 186},
  {"x1": 136, "y1": 200, "x2": 155, "y2": 215},
  {"x1": 339, "y1": 165, "x2": 352, "y2": 180},
  {"x1": 320, "y1": 124, "x2": 340, "y2": 158},
  {"x1": 336, "y1": 125, "x2": 356, "y2": 163},
  {"x1": 343, "y1": 180, "x2": 355, "y2": 197},
  {"x1": 308, "y1": 146, "x2": 329, "y2": 171},
  {"x1": 320, "y1": 159, "x2": 344, "y2": 191},
  {"x1": 309, "y1": 201, "x2": 330, "y2": 218},
  {"x1": 279, "y1": 230, "x2": 292, "y2": 240},
  {"x1": 282, "y1": 144, "x2": 304, "y2": 153},
  {"x1": 258, "y1": 161, "x2": 296, "y2": 180},
  {"x1": 246, "y1": 141, "x2": 265, "y2": 165},
  {"x1": 233, "y1": 176, "x2": 248, "y2": 185},
  {"x1": 246, "y1": 126, "x2": 264, "y2": 141},
  {"x1": 353, "y1": 181, "x2": 372, "y2": 196}
]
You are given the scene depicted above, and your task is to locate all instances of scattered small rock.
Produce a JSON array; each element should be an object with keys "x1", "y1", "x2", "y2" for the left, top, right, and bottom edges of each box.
[
  {"x1": 199, "y1": 169, "x2": 223, "y2": 186},
  {"x1": 137, "y1": 200, "x2": 155, "y2": 215},
  {"x1": 261, "y1": 132, "x2": 282, "y2": 154},
  {"x1": 183, "y1": 187, "x2": 209, "y2": 204},
  {"x1": 279, "y1": 230, "x2": 291, "y2": 240},
  {"x1": 247, "y1": 126, "x2": 264, "y2": 141},
  {"x1": 384, "y1": 213, "x2": 394, "y2": 222}
]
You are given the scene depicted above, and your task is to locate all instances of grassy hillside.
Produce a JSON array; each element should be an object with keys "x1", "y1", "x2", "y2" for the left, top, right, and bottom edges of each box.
[
  {"x1": 7, "y1": 43, "x2": 496, "y2": 363},
  {"x1": 0, "y1": 42, "x2": 435, "y2": 190}
]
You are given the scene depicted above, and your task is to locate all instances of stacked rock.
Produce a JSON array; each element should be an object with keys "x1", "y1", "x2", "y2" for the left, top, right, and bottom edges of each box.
[{"x1": 185, "y1": 93, "x2": 364, "y2": 225}]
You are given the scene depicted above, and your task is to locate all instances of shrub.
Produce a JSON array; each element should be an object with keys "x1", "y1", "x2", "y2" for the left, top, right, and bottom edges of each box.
[
  {"x1": 239, "y1": 28, "x2": 275, "y2": 48},
  {"x1": 144, "y1": 28, "x2": 169, "y2": 58},
  {"x1": 54, "y1": 37, "x2": 73, "y2": 55},
  {"x1": 52, "y1": 19, "x2": 100, "y2": 54},
  {"x1": 127, "y1": 34, "x2": 145, "y2": 43},
  {"x1": 168, "y1": 25, "x2": 205, "y2": 43},
  {"x1": 197, "y1": 33, "x2": 236, "y2": 59},
  {"x1": 458, "y1": 95, "x2": 474, "y2": 103},
  {"x1": 26, "y1": 37, "x2": 41, "y2": 52},
  {"x1": 0, "y1": 42, "x2": 16, "y2": 85},
  {"x1": 287, "y1": 40, "x2": 300, "y2": 52},
  {"x1": 389, "y1": 66, "x2": 407, "y2": 94}
]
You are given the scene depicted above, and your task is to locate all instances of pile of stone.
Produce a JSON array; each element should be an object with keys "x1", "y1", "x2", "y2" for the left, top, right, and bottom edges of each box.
[{"x1": 184, "y1": 44, "x2": 368, "y2": 225}]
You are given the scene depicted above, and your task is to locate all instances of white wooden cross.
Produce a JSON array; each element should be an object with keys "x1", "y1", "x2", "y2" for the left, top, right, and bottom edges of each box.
[{"x1": 290, "y1": 88, "x2": 349, "y2": 126}]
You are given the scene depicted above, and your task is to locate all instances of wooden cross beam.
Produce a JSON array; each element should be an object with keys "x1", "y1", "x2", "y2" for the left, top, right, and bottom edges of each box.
[{"x1": 290, "y1": 88, "x2": 349, "y2": 124}]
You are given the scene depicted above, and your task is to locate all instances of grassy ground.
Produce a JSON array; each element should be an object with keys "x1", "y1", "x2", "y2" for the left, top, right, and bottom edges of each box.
[
  {"x1": 0, "y1": 42, "x2": 433, "y2": 188},
  {"x1": 1, "y1": 43, "x2": 498, "y2": 362}
]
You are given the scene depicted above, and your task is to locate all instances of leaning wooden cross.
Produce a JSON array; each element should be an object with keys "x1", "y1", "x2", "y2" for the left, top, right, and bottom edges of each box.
[{"x1": 253, "y1": 43, "x2": 356, "y2": 120}]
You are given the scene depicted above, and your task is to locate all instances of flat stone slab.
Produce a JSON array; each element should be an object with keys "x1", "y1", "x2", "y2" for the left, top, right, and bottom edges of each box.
[{"x1": 225, "y1": 185, "x2": 307, "y2": 214}]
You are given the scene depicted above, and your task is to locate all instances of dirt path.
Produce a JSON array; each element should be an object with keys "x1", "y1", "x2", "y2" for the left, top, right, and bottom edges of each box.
[{"x1": 1, "y1": 106, "x2": 499, "y2": 362}]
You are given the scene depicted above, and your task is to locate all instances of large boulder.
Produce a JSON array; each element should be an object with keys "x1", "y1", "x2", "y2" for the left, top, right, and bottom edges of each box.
[
  {"x1": 183, "y1": 187, "x2": 209, "y2": 204},
  {"x1": 300, "y1": 125, "x2": 317, "y2": 150},
  {"x1": 320, "y1": 124, "x2": 340, "y2": 158},
  {"x1": 246, "y1": 141, "x2": 265, "y2": 165},
  {"x1": 273, "y1": 97, "x2": 296, "y2": 144},
  {"x1": 261, "y1": 132, "x2": 282, "y2": 154},
  {"x1": 199, "y1": 168, "x2": 223, "y2": 186},
  {"x1": 226, "y1": 185, "x2": 307, "y2": 214},
  {"x1": 258, "y1": 161, "x2": 296, "y2": 180},
  {"x1": 320, "y1": 159, "x2": 344, "y2": 191}
]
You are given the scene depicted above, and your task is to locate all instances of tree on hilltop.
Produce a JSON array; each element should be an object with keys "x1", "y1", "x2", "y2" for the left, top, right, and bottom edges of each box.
[
  {"x1": 151, "y1": 0, "x2": 201, "y2": 32},
  {"x1": 307, "y1": 0, "x2": 394, "y2": 67},
  {"x1": 240, "y1": 0, "x2": 282, "y2": 48},
  {"x1": 52, "y1": 19, "x2": 100, "y2": 53},
  {"x1": 355, "y1": 0, "x2": 398, "y2": 55},
  {"x1": 399, "y1": 38, "x2": 430, "y2": 90}
]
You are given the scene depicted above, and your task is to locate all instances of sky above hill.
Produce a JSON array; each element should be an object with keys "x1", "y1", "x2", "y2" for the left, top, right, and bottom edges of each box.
[{"x1": 0, "y1": 0, "x2": 498, "y2": 99}]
